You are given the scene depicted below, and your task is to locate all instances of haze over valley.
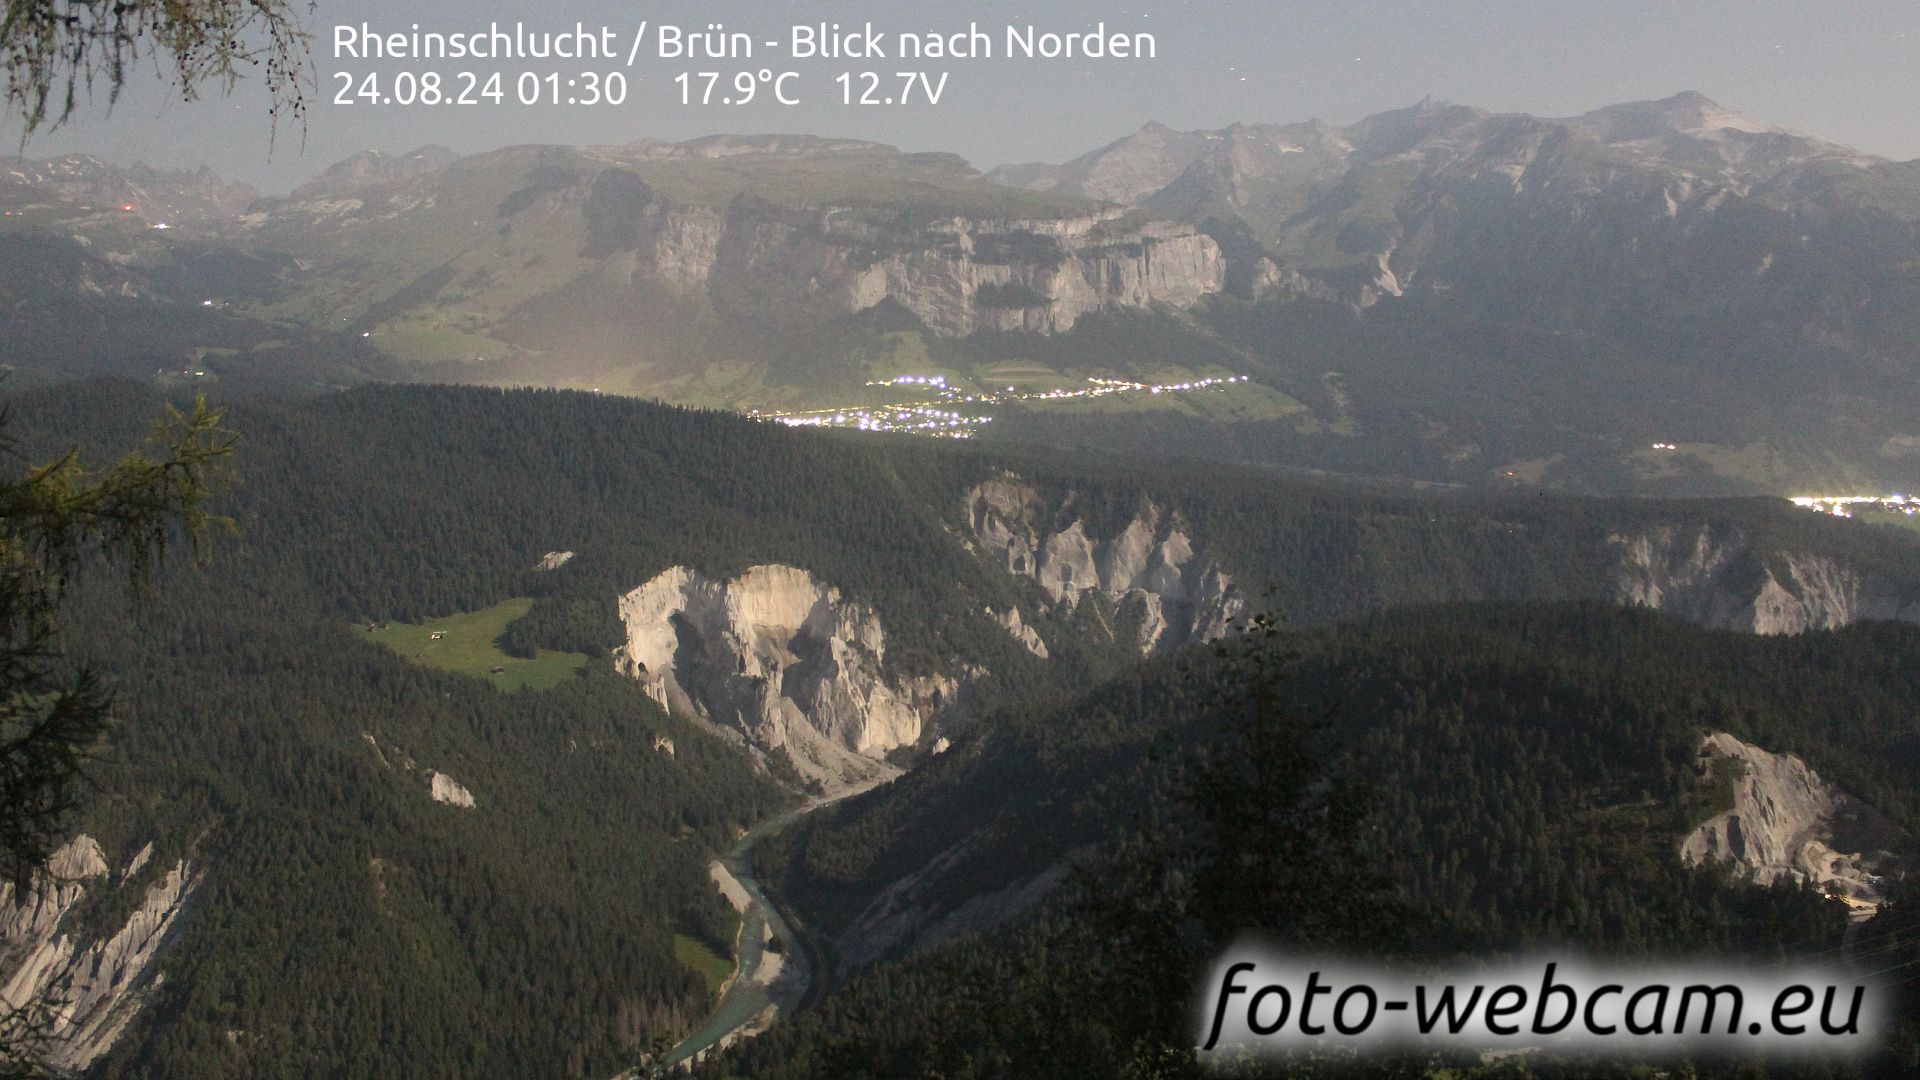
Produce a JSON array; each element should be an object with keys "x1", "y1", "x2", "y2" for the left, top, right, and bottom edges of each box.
[{"x1": 7, "y1": 91, "x2": 1920, "y2": 496}]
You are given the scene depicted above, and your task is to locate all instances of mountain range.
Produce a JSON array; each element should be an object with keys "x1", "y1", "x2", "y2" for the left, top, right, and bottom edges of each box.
[{"x1": 5, "y1": 92, "x2": 1919, "y2": 494}]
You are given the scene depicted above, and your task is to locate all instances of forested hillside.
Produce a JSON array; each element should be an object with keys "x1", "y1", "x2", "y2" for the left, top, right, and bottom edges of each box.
[
  {"x1": 0, "y1": 381, "x2": 1146, "y2": 1075},
  {"x1": 728, "y1": 603, "x2": 1920, "y2": 1079},
  {"x1": 1, "y1": 388, "x2": 805, "y2": 1076},
  {"x1": 4, "y1": 381, "x2": 1917, "y2": 1075}
]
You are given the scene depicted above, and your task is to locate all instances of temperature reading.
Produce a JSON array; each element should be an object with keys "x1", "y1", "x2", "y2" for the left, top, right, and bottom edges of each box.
[{"x1": 675, "y1": 70, "x2": 801, "y2": 106}]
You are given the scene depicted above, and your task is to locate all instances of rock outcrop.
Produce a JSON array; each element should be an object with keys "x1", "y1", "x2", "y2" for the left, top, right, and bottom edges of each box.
[
  {"x1": 966, "y1": 476, "x2": 1244, "y2": 653},
  {"x1": 362, "y1": 736, "x2": 479, "y2": 809},
  {"x1": 427, "y1": 771, "x2": 477, "y2": 809},
  {"x1": 258, "y1": 139, "x2": 1225, "y2": 344},
  {"x1": 989, "y1": 607, "x2": 1049, "y2": 659},
  {"x1": 1682, "y1": 733, "x2": 1906, "y2": 915},
  {"x1": 535, "y1": 550, "x2": 575, "y2": 571},
  {"x1": 592, "y1": 183, "x2": 1225, "y2": 335},
  {"x1": 614, "y1": 565, "x2": 955, "y2": 786},
  {"x1": 0, "y1": 836, "x2": 202, "y2": 1071},
  {"x1": 1610, "y1": 525, "x2": 1920, "y2": 634}
]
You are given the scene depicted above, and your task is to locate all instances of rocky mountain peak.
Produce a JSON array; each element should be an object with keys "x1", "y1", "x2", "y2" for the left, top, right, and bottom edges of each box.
[
  {"x1": 294, "y1": 144, "x2": 461, "y2": 197},
  {"x1": 1345, "y1": 98, "x2": 1490, "y2": 158},
  {"x1": 2, "y1": 154, "x2": 258, "y2": 223},
  {"x1": 988, "y1": 121, "x2": 1228, "y2": 205},
  {"x1": 1570, "y1": 90, "x2": 1788, "y2": 142}
]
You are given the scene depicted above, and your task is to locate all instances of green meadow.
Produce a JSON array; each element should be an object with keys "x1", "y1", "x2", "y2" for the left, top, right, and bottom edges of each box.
[
  {"x1": 359, "y1": 598, "x2": 590, "y2": 691},
  {"x1": 674, "y1": 932, "x2": 736, "y2": 999}
]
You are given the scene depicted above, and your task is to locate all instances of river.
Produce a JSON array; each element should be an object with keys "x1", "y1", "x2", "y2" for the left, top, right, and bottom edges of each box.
[{"x1": 662, "y1": 779, "x2": 883, "y2": 1070}]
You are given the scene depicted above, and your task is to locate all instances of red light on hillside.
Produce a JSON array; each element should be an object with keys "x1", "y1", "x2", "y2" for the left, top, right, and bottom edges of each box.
[{"x1": 121, "y1": 204, "x2": 135, "y2": 212}]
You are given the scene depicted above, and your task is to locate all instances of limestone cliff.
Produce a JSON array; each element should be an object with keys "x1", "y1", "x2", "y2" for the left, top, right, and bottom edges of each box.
[
  {"x1": 588, "y1": 173, "x2": 1225, "y2": 335},
  {"x1": 1610, "y1": 525, "x2": 1920, "y2": 634},
  {"x1": 965, "y1": 476, "x2": 1244, "y2": 653},
  {"x1": 614, "y1": 565, "x2": 955, "y2": 786},
  {"x1": 830, "y1": 213, "x2": 1223, "y2": 335},
  {"x1": 0, "y1": 835, "x2": 202, "y2": 1071},
  {"x1": 1682, "y1": 733, "x2": 1906, "y2": 916}
]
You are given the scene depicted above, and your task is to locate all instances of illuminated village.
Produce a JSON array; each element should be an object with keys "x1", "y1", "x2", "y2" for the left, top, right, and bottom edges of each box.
[{"x1": 747, "y1": 373, "x2": 1251, "y2": 438}]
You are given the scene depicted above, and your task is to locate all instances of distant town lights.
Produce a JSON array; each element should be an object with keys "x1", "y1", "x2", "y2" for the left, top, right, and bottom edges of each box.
[
  {"x1": 755, "y1": 372, "x2": 1252, "y2": 440},
  {"x1": 1791, "y1": 494, "x2": 1916, "y2": 519}
]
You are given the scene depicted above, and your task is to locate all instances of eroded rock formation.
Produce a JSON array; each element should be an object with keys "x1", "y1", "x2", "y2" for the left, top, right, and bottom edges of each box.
[
  {"x1": 1682, "y1": 733, "x2": 1906, "y2": 915},
  {"x1": 615, "y1": 565, "x2": 954, "y2": 786},
  {"x1": 0, "y1": 835, "x2": 202, "y2": 1071},
  {"x1": 989, "y1": 607, "x2": 1050, "y2": 659},
  {"x1": 1611, "y1": 525, "x2": 1920, "y2": 634},
  {"x1": 966, "y1": 476, "x2": 1243, "y2": 652}
]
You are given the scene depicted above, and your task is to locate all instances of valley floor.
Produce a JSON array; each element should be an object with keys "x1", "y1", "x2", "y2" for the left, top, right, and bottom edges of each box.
[{"x1": 664, "y1": 776, "x2": 890, "y2": 1070}]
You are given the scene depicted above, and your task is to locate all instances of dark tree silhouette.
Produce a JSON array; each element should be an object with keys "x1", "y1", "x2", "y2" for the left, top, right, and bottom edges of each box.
[
  {"x1": 0, "y1": 395, "x2": 234, "y2": 1072},
  {"x1": 2, "y1": 0, "x2": 311, "y2": 136}
]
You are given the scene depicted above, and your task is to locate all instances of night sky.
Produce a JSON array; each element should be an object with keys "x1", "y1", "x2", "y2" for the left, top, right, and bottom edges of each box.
[{"x1": 7, "y1": 0, "x2": 1917, "y2": 191}]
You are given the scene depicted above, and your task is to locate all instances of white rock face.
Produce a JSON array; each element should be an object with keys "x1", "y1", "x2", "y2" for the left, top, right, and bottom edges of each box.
[
  {"x1": 607, "y1": 194, "x2": 1225, "y2": 336},
  {"x1": 120, "y1": 842, "x2": 153, "y2": 882},
  {"x1": 1682, "y1": 733, "x2": 1906, "y2": 915},
  {"x1": 0, "y1": 835, "x2": 203, "y2": 1071},
  {"x1": 45, "y1": 835, "x2": 108, "y2": 883},
  {"x1": 427, "y1": 771, "x2": 477, "y2": 809},
  {"x1": 1610, "y1": 525, "x2": 1920, "y2": 634},
  {"x1": 536, "y1": 550, "x2": 575, "y2": 571},
  {"x1": 841, "y1": 216, "x2": 1225, "y2": 336},
  {"x1": 614, "y1": 565, "x2": 955, "y2": 786},
  {"x1": 990, "y1": 607, "x2": 1050, "y2": 659},
  {"x1": 966, "y1": 476, "x2": 1244, "y2": 653}
]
